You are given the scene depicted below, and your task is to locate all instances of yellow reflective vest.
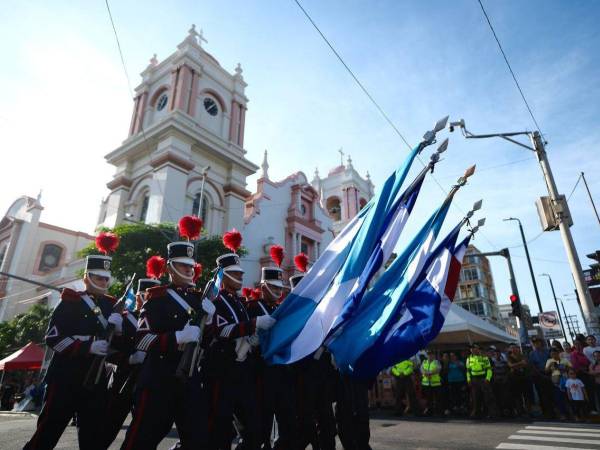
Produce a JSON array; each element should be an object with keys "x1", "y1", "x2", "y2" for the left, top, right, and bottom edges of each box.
[
  {"x1": 391, "y1": 360, "x2": 414, "y2": 377},
  {"x1": 420, "y1": 360, "x2": 442, "y2": 387},
  {"x1": 466, "y1": 355, "x2": 492, "y2": 382}
]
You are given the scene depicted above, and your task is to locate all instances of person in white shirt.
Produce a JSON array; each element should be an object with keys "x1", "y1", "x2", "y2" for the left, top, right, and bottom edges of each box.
[
  {"x1": 565, "y1": 368, "x2": 589, "y2": 420},
  {"x1": 583, "y1": 335, "x2": 600, "y2": 363}
]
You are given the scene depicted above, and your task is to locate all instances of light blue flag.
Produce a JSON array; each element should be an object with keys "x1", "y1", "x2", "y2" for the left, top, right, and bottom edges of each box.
[
  {"x1": 261, "y1": 146, "x2": 421, "y2": 364},
  {"x1": 351, "y1": 223, "x2": 471, "y2": 379},
  {"x1": 124, "y1": 288, "x2": 136, "y2": 312},
  {"x1": 327, "y1": 198, "x2": 453, "y2": 373}
]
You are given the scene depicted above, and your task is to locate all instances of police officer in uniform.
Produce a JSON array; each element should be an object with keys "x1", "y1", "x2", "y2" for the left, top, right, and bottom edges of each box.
[
  {"x1": 420, "y1": 350, "x2": 442, "y2": 416},
  {"x1": 103, "y1": 275, "x2": 160, "y2": 448},
  {"x1": 205, "y1": 247, "x2": 276, "y2": 450},
  {"x1": 391, "y1": 359, "x2": 418, "y2": 415},
  {"x1": 24, "y1": 245, "x2": 123, "y2": 450},
  {"x1": 120, "y1": 239, "x2": 215, "y2": 450},
  {"x1": 466, "y1": 344, "x2": 496, "y2": 418},
  {"x1": 247, "y1": 265, "x2": 298, "y2": 450}
]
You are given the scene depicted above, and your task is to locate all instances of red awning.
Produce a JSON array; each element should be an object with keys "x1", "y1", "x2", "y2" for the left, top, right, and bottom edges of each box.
[{"x1": 0, "y1": 342, "x2": 45, "y2": 371}]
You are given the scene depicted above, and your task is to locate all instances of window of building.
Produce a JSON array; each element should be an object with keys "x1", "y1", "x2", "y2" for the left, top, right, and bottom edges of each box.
[
  {"x1": 38, "y1": 244, "x2": 63, "y2": 272},
  {"x1": 326, "y1": 197, "x2": 341, "y2": 221},
  {"x1": 462, "y1": 267, "x2": 479, "y2": 281},
  {"x1": 0, "y1": 245, "x2": 6, "y2": 269},
  {"x1": 468, "y1": 301, "x2": 485, "y2": 316},
  {"x1": 460, "y1": 283, "x2": 481, "y2": 299},
  {"x1": 157, "y1": 93, "x2": 168, "y2": 111},
  {"x1": 203, "y1": 97, "x2": 219, "y2": 116},
  {"x1": 192, "y1": 193, "x2": 209, "y2": 223},
  {"x1": 139, "y1": 194, "x2": 150, "y2": 222},
  {"x1": 300, "y1": 204, "x2": 307, "y2": 216}
]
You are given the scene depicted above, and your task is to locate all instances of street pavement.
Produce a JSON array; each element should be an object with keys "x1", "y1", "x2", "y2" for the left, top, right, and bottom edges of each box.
[{"x1": 1, "y1": 411, "x2": 599, "y2": 449}]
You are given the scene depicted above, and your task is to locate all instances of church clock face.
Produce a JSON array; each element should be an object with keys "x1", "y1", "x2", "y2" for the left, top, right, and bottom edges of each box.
[
  {"x1": 157, "y1": 93, "x2": 168, "y2": 111},
  {"x1": 203, "y1": 97, "x2": 218, "y2": 116}
]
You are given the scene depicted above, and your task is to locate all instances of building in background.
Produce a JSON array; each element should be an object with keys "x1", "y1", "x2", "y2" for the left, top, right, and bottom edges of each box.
[
  {"x1": 0, "y1": 196, "x2": 93, "y2": 321},
  {"x1": 454, "y1": 245, "x2": 502, "y2": 328},
  {"x1": 96, "y1": 26, "x2": 373, "y2": 287},
  {"x1": 499, "y1": 302, "x2": 533, "y2": 340},
  {"x1": 97, "y1": 25, "x2": 258, "y2": 235}
]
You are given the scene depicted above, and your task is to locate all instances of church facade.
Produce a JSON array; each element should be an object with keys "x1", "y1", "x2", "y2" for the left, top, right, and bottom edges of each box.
[{"x1": 97, "y1": 26, "x2": 374, "y2": 286}]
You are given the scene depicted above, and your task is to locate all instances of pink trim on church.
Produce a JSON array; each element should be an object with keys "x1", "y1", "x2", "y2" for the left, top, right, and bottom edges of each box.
[
  {"x1": 176, "y1": 65, "x2": 193, "y2": 112},
  {"x1": 238, "y1": 106, "x2": 246, "y2": 147},
  {"x1": 188, "y1": 71, "x2": 199, "y2": 115},
  {"x1": 229, "y1": 100, "x2": 240, "y2": 143}
]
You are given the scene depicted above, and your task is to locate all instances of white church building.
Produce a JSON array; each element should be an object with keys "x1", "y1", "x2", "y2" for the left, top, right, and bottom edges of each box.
[{"x1": 90, "y1": 26, "x2": 374, "y2": 287}]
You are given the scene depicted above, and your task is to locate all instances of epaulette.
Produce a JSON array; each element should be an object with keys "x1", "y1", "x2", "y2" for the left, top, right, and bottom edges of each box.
[
  {"x1": 60, "y1": 288, "x2": 82, "y2": 302},
  {"x1": 103, "y1": 294, "x2": 117, "y2": 305},
  {"x1": 145, "y1": 285, "x2": 169, "y2": 301}
]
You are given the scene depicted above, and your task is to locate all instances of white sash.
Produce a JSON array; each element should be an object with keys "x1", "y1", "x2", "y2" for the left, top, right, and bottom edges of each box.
[
  {"x1": 167, "y1": 288, "x2": 193, "y2": 316},
  {"x1": 125, "y1": 312, "x2": 138, "y2": 329},
  {"x1": 81, "y1": 294, "x2": 108, "y2": 329}
]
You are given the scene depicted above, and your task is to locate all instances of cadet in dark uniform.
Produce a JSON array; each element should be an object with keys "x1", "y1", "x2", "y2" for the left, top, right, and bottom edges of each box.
[
  {"x1": 335, "y1": 375, "x2": 373, "y2": 450},
  {"x1": 120, "y1": 238, "x2": 215, "y2": 450},
  {"x1": 103, "y1": 274, "x2": 160, "y2": 449},
  {"x1": 204, "y1": 240, "x2": 276, "y2": 450},
  {"x1": 24, "y1": 237, "x2": 123, "y2": 450},
  {"x1": 247, "y1": 263, "x2": 298, "y2": 450}
]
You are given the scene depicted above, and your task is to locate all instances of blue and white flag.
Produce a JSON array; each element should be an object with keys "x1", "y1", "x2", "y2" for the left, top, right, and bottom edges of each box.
[
  {"x1": 327, "y1": 198, "x2": 453, "y2": 373},
  {"x1": 261, "y1": 146, "x2": 422, "y2": 365},
  {"x1": 124, "y1": 287, "x2": 136, "y2": 312},
  {"x1": 350, "y1": 223, "x2": 470, "y2": 379},
  {"x1": 210, "y1": 268, "x2": 224, "y2": 299}
]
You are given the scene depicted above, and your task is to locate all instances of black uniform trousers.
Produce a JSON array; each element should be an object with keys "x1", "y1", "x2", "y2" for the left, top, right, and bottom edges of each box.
[
  {"x1": 23, "y1": 382, "x2": 107, "y2": 450},
  {"x1": 102, "y1": 369, "x2": 135, "y2": 448},
  {"x1": 120, "y1": 373, "x2": 209, "y2": 450},
  {"x1": 335, "y1": 375, "x2": 372, "y2": 450},
  {"x1": 208, "y1": 360, "x2": 261, "y2": 450},
  {"x1": 258, "y1": 365, "x2": 298, "y2": 450}
]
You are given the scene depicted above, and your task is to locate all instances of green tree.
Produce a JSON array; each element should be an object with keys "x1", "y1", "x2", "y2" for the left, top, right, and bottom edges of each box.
[
  {"x1": 78, "y1": 222, "x2": 244, "y2": 296},
  {"x1": 0, "y1": 303, "x2": 51, "y2": 358}
]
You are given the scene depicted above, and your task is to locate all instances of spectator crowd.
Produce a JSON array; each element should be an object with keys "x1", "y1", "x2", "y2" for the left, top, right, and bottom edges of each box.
[{"x1": 391, "y1": 334, "x2": 600, "y2": 422}]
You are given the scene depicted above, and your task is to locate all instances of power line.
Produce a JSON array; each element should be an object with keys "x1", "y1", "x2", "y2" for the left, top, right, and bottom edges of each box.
[
  {"x1": 292, "y1": 0, "x2": 500, "y2": 250},
  {"x1": 477, "y1": 0, "x2": 545, "y2": 138},
  {"x1": 104, "y1": 0, "x2": 134, "y2": 96},
  {"x1": 438, "y1": 156, "x2": 534, "y2": 180}
]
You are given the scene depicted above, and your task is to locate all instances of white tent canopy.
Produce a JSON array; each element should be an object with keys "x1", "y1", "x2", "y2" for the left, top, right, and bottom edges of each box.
[{"x1": 432, "y1": 303, "x2": 518, "y2": 345}]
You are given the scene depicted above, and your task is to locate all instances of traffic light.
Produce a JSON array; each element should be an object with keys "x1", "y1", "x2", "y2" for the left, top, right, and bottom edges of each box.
[{"x1": 510, "y1": 294, "x2": 522, "y2": 318}]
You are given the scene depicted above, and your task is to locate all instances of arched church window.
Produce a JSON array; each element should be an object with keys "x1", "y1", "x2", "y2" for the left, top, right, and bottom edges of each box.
[
  {"x1": 192, "y1": 193, "x2": 209, "y2": 223},
  {"x1": 139, "y1": 193, "x2": 150, "y2": 222},
  {"x1": 203, "y1": 97, "x2": 219, "y2": 116},
  {"x1": 157, "y1": 93, "x2": 169, "y2": 111},
  {"x1": 326, "y1": 197, "x2": 341, "y2": 221},
  {"x1": 38, "y1": 244, "x2": 63, "y2": 272}
]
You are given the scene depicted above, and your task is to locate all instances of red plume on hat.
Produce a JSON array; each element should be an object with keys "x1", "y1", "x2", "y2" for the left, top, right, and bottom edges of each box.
[
  {"x1": 269, "y1": 245, "x2": 285, "y2": 267},
  {"x1": 223, "y1": 229, "x2": 242, "y2": 253},
  {"x1": 242, "y1": 287, "x2": 252, "y2": 299},
  {"x1": 146, "y1": 255, "x2": 166, "y2": 279},
  {"x1": 96, "y1": 232, "x2": 120, "y2": 255},
  {"x1": 294, "y1": 252, "x2": 309, "y2": 273},
  {"x1": 178, "y1": 215, "x2": 203, "y2": 241},
  {"x1": 251, "y1": 288, "x2": 261, "y2": 300},
  {"x1": 193, "y1": 262, "x2": 203, "y2": 283}
]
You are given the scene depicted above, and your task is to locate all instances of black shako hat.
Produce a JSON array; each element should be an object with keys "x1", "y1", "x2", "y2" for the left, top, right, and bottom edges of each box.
[{"x1": 167, "y1": 241, "x2": 195, "y2": 266}]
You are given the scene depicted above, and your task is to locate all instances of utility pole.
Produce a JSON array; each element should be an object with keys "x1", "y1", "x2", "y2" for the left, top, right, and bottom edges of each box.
[
  {"x1": 560, "y1": 299, "x2": 574, "y2": 342},
  {"x1": 539, "y1": 273, "x2": 568, "y2": 343},
  {"x1": 448, "y1": 121, "x2": 598, "y2": 335},
  {"x1": 479, "y1": 248, "x2": 529, "y2": 346},
  {"x1": 581, "y1": 172, "x2": 600, "y2": 227},
  {"x1": 505, "y1": 217, "x2": 543, "y2": 314}
]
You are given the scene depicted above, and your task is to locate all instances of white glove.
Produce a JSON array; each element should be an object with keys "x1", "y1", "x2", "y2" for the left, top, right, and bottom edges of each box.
[
  {"x1": 128, "y1": 350, "x2": 146, "y2": 365},
  {"x1": 90, "y1": 339, "x2": 108, "y2": 356},
  {"x1": 236, "y1": 338, "x2": 251, "y2": 362},
  {"x1": 175, "y1": 324, "x2": 201, "y2": 344},
  {"x1": 248, "y1": 334, "x2": 260, "y2": 347},
  {"x1": 108, "y1": 313, "x2": 123, "y2": 334},
  {"x1": 202, "y1": 298, "x2": 216, "y2": 321},
  {"x1": 256, "y1": 315, "x2": 276, "y2": 330}
]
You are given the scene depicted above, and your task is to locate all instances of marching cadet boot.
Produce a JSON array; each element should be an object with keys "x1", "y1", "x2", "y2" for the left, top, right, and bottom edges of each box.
[{"x1": 24, "y1": 233, "x2": 123, "y2": 450}]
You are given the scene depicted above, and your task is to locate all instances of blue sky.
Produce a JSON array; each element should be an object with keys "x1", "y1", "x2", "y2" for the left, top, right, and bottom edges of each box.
[{"x1": 1, "y1": 1, "x2": 599, "y2": 330}]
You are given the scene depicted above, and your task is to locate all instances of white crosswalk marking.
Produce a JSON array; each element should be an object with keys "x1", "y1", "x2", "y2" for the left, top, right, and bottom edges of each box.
[
  {"x1": 497, "y1": 444, "x2": 595, "y2": 450},
  {"x1": 497, "y1": 423, "x2": 600, "y2": 450}
]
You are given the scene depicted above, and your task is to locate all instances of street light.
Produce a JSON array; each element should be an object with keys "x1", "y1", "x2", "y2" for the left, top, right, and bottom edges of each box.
[
  {"x1": 449, "y1": 120, "x2": 598, "y2": 334},
  {"x1": 504, "y1": 217, "x2": 543, "y2": 314},
  {"x1": 539, "y1": 273, "x2": 569, "y2": 343}
]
